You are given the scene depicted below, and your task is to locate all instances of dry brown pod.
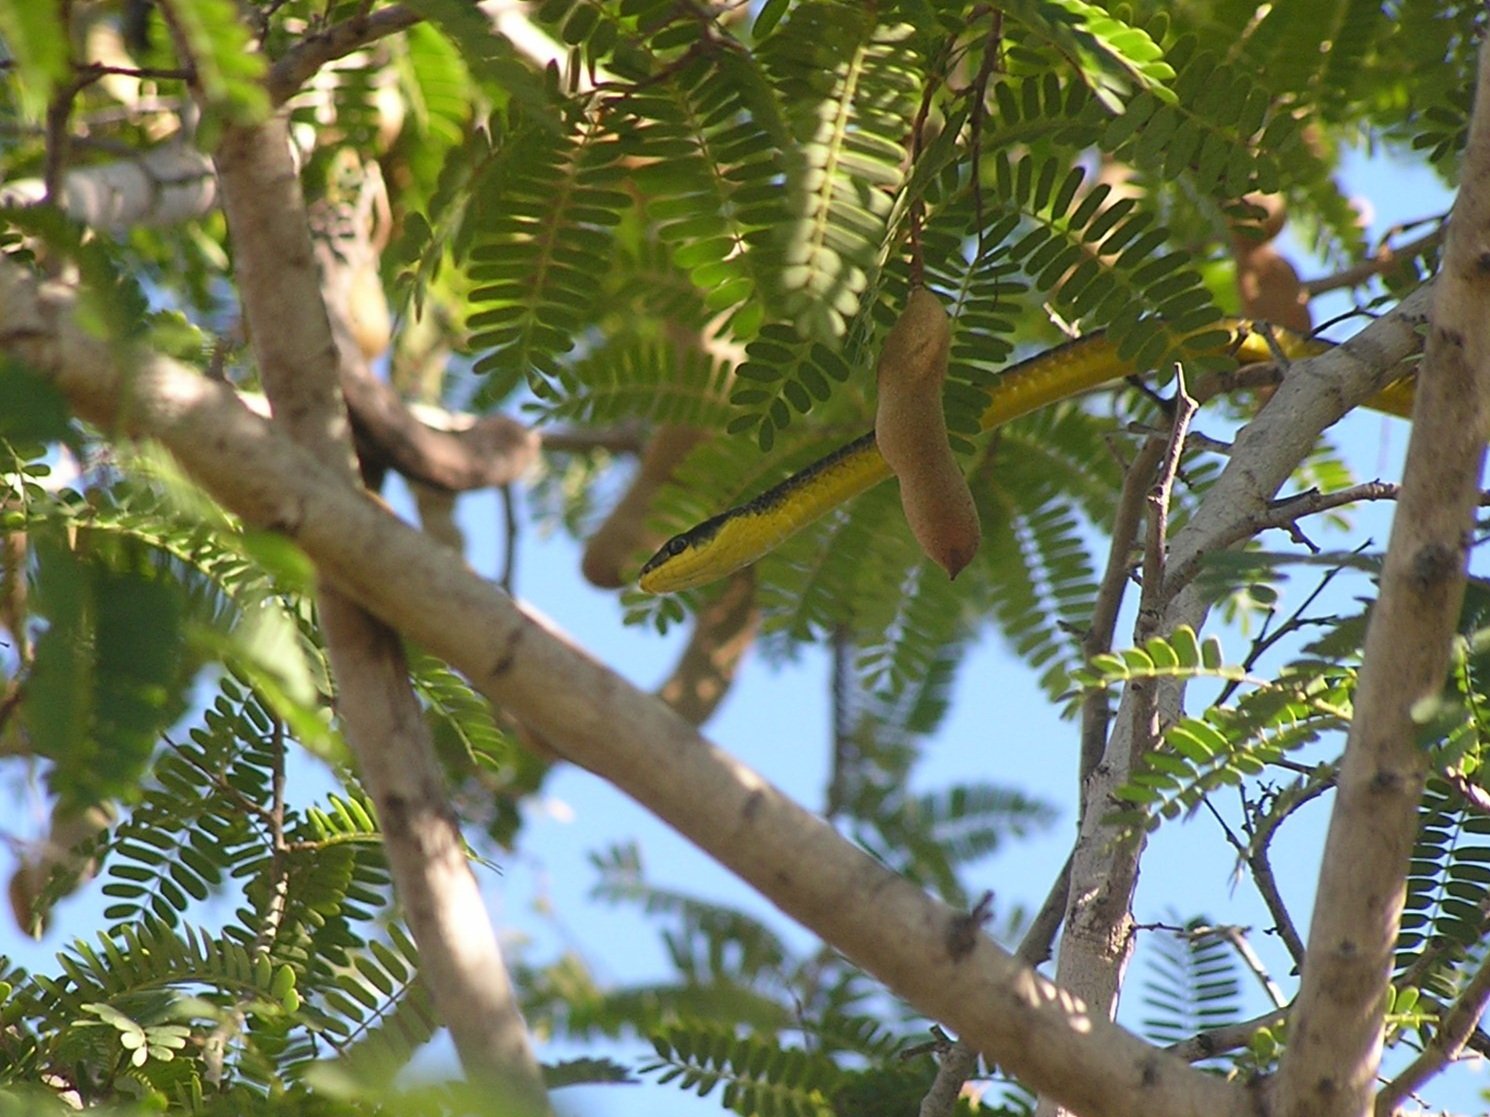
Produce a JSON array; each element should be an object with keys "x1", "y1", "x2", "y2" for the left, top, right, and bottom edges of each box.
[
  {"x1": 874, "y1": 288, "x2": 981, "y2": 578},
  {"x1": 1230, "y1": 192, "x2": 1312, "y2": 335}
]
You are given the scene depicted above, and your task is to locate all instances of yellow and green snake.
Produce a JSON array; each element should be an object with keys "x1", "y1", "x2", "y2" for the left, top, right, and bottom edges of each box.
[{"x1": 638, "y1": 321, "x2": 1415, "y2": 594}]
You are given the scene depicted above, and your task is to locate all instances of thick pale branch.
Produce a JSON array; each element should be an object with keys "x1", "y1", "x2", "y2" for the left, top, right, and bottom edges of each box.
[
  {"x1": 1273, "y1": 37, "x2": 1490, "y2": 1117},
  {"x1": 2, "y1": 261, "x2": 1259, "y2": 1117},
  {"x1": 0, "y1": 141, "x2": 217, "y2": 231},
  {"x1": 210, "y1": 114, "x2": 548, "y2": 1108}
]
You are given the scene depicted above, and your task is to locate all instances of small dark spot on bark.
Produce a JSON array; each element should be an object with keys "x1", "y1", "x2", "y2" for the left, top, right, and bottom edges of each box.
[
  {"x1": 380, "y1": 793, "x2": 410, "y2": 836},
  {"x1": 945, "y1": 891, "x2": 995, "y2": 961},
  {"x1": 490, "y1": 624, "x2": 523, "y2": 678},
  {"x1": 741, "y1": 789, "x2": 764, "y2": 823},
  {"x1": 1411, "y1": 542, "x2": 1459, "y2": 593},
  {"x1": 1371, "y1": 767, "x2": 1404, "y2": 793},
  {"x1": 1436, "y1": 325, "x2": 1465, "y2": 351},
  {"x1": 1477, "y1": 251, "x2": 1490, "y2": 275},
  {"x1": 1139, "y1": 1057, "x2": 1161, "y2": 1087}
]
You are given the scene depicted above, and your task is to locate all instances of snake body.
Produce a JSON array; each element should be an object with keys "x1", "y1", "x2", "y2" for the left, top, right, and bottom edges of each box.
[{"x1": 638, "y1": 322, "x2": 1404, "y2": 594}]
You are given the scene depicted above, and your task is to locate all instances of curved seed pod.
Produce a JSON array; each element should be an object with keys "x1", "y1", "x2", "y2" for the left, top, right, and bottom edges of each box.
[
  {"x1": 1230, "y1": 192, "x2": 1312, "y2": 335},
  {"x1": 583, "y1": 424, "x2": 704, "y2": 589},
  {"x1": 874, "y1": 288, "x2": 981, "y2": 578},
  {"x1": 896, "y1": 455, "x2": 981, "y2": 579}
]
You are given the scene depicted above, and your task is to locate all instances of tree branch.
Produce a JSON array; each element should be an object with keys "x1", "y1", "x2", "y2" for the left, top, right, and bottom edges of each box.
[
  {"x1": 265, "y1": 5, "x2": 422, "y2": 106},
  {"x1": 1166, "y1": 1007, "x2": 1288, "y2": 1064},
  {"x1": 1274, "y1": 35, "x2": 1490, "y2": 1117},
  {"x1": 1079, "y1": 437, "x2": 1165, "y2": 783},
  {"x1": 210, "y1": 113, "x2": 549, "y2": 1111},
  {"x1": 1375, "y1": 948, "x2": 1490, "y2": 1116},
  {"x1": 3, "y1": 259, "x2": 1273, "y2": 1117},
  {"x1": 1046, "y1": 285, "x2": 1432, "y2": 1116}
]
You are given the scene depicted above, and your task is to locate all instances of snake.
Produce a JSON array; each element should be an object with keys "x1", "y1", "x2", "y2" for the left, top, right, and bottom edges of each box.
[{"x1": 637, "y1": 321, "x2": 1415, "y2": 594}]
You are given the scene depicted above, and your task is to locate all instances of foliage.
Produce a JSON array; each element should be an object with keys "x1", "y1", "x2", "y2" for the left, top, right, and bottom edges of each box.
[
  {"x1": 1138, "y1": 920, "x2": 1244, "y2": 1048},
  {"x1": 0, "y1": 0, "x2": 1486, "y2": 1114}
]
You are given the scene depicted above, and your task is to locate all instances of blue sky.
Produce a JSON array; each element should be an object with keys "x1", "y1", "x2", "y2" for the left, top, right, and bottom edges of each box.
[{"x1": 1, "y1": 144, "x2": 1481, "y2": 1115}]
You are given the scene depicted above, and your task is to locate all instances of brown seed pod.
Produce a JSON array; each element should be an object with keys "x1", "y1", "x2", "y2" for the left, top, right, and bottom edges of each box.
[
  {"x1": 874, "y1": 288, "x2": 981, "y2": 578},
  {"x1": 1230, "y1": 192, "x2": 1312, "y2": 335}
]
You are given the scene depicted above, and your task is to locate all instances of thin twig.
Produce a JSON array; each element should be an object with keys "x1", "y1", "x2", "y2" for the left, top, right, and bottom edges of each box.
[
  {"x1": 1200, "y1": 794, "x2": 1306, "y2": 969},
  {"x1": 1224, "y1": 563, "x2": 1349, "y2": 707},
  {"x1": 1137, "y1": 366, "x2": 1197, "y2": 640},
  {"x1": 499, "y1": 483, "x2": 519, "y2": 595},
  {"x1": 1375, "y1": 948, "x2": 1490, "y2": 1116},
  {"x1": 265, "y1": 4, "x2": 422, "y2": 105},
  {"x1": 1303, "y1": 224, "x2": 1445, "y2": 297},
  {"x1": 1216, "y1": 924, "x2": 1288, "y2": 1008},
  {"x1": 964, "y1": 8, "x2": 1003, "y2": 259},
  {"x1": 827, "y1": 625, "x2": 854, "y2": 819},
  {"x1": 1162, "y1": 483, "x2": 1401, "y2": 601},
  {"x1": 1079, "y1": 437, "x2": 1166, "y2": 782},
  {"x1": 1166, "y1": 1007, "x2": 1289, "y2": 1063},
  {"x1": 905, "y1": 68, "x2": 940, "y2": 286}
]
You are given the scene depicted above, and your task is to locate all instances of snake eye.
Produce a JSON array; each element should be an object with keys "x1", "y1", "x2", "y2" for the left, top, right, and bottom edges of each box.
[{"x1": 667, "y1": 536, "x2": 689, "y2": 556}]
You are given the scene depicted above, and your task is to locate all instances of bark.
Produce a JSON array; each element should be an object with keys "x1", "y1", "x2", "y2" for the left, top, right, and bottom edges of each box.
[
  {"x1": 1273, "y1": 36, "x2": 1490, "y2": 1117},
  {"x1": 0, "y1": 142, "x2": 217, "y2": 231},
  {"x1": 209, "y1": 114, "x2": 550, "y2": 1109}
]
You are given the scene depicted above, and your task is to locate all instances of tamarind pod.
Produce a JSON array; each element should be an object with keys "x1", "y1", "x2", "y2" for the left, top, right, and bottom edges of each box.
[
  {"x1": 895, "y1": 451, "x2": 982, "y2": 579},
  {"x1": 873, "y1": 287, "x2": 981, "y2": 578},
  {"x1": 1230, "y1": 192, "x2": 1311, "y2": 335}
]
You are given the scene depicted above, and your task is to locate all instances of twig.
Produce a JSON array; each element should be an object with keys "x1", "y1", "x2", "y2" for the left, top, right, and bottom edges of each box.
[
  {"x1": 827, "y1": 625, "x2": 854, "y2": 819},
  {"x1": 1137, "y1": 365, "x2": 1197, "y2": 641},
  {"x1": 74, "y1": 62, "x2": 195, "y2": 82},
  {"x1": 1304, "y1": 224, "x2": 1445, "y2": 297},
  {"x1": 1217, "y1": 924, "x2": 1288, "y2": 1008},
  {"x1": 265, "y1": 4, "x2": 422, "y2": 105},
  {"x1": 1375, "y1": 948, "x2": 1490, "y2": 1116},
  {"x1": 1080, "y1": 437, "x2": 1166, "y2": 782},
  {"x1": 1166, "y1": 1007, "x2": 1288, "y2": 1063},
  {"x1": 1217, "y1": 560, "x2": 1349, "y2": 707},
  {"x1": 499, "y1": 484, "x2": 519, "y2": 594},
  {"x1": 964, "y1": 8, "x2": 1003, "y2": 259},
  {"x1": 1163, "y1": 482, "x2": 1400, "y2": 601},
  {"x1": 1200, "y1": 794, "x2": 1307, "y2": 969},
  {"x1": 906, "y1": 73, "x2": 938, "y2": 287},
  {"x1": 1244, "y1": 832, "x2": 1311, "y2": 968}
]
